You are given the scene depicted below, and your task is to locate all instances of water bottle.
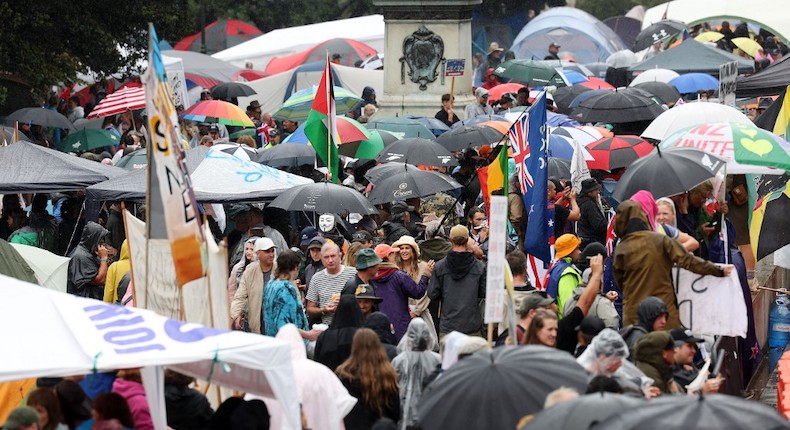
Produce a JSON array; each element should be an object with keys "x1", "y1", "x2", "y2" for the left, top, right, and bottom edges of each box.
[{"x1": 768, "y1": 294, "x2": 790, "y2": 348}]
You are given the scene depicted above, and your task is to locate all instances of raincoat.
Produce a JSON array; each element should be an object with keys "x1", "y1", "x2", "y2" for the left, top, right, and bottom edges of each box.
[
  {"x1": 66, "y1": 221, "x2": 108, "y2": 300},
  {"x1": 577, "y1": 328, "x2": 649, "y2": 395},
  {"x1": 392, "y1": 319, "x2": 440, "y2": 430},
  {"x1": 634, "y1": 331, "x2": 675, "y2": 394},
  {"x1": 104, "y1": 240, "x2": 130, "y2": 303}
]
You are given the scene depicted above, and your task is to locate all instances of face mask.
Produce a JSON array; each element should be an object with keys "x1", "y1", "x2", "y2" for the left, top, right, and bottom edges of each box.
[{"x1": 318, "y1": 214, "x2": 335, "y2": 233}]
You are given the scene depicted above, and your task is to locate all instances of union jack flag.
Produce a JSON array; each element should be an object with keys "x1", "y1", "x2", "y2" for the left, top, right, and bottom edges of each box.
[
  {"x1": 508, "y1": 114, "x2": 533, "y2": 194},
  {"x1": 257, "y1": 122, "x2": 270, "y2": 146}
]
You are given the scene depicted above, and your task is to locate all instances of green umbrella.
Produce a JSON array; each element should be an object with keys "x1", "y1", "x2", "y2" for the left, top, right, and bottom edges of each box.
[
  {"x1": 337, "y1": 116, "x2": 382, "y2": 159},
  {"x1": 58, "y1": 129, "x2": 120, "y2": 153},
  {"x1": 493, "y1": 60, "x2": 568, "y2": 87},
  {"x1": 229, "y1": 128, "x2": 257, "y2": 140},
  {"x1": 273, "y1": 86, "x2": 363, "y2": 122},
  {"x1": 367, "y1": 117, "x2": 435, "y2": 139},
  {"x1": 115, "y1": 150, "x2": 148, "y2": 170}
]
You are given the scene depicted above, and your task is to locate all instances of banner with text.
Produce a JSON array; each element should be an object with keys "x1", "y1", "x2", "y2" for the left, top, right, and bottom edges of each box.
[{"x1": 672, "y1": 267, "x2": 747, "y2": 337}]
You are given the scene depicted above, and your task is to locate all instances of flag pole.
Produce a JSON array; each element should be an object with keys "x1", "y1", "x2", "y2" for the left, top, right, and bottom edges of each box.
[
  {"x1": 326, "y1": 53, "x2": 332, "y2": 183},
  {"x1": 144, "y1": 23, "x2": 154, "y2": 310}
]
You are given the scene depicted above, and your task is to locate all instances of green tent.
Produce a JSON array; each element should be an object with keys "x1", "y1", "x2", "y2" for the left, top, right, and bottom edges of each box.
[{"x1": 0, "y1": 239, "x2": 37, "y2": 283}]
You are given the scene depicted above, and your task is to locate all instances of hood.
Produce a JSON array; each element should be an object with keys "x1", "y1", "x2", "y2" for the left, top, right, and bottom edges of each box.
[
  {"x1": 364, "y1": 312, "x2": 397, "y2": 346},
  {"x1": 276, "y1": 323, "x2": 306, "y2": 361},
  {"x1": 118, "y1": 240, "x2": 130, "y2": 261},
  {"x1": 637, "y1": 296, "x2": 669, "y2": 331},
  {"x1": 445, "y1": 251, "x2": 476, "y2": 279},
  {"x1": 398, "y1": 318, "x2": 435, "y2": 352},
  {"x1": 630, "y1": 190, "x2": 658, "y2": 230},
  {"x1": 78, "y1": 221, "x2": 109, "y2": 253},
  {"x1": 614, "y1": 200, "x2": 650, "y2": 238},
  {"x1": 112, "y1": 378, "x2": 145, "y2": 399},
  {"x1": 634, "y1": 331, "x2": 672, "y2": 369},
  {"x1": 362, "y1": 86, "x2": 376, "y2": 100},
  {"x1": 328, "y1": 295, "x2": 364, "y2": 330},
  {"x1": 373, "y1": 263, "x2": 399, "y2": 281}
]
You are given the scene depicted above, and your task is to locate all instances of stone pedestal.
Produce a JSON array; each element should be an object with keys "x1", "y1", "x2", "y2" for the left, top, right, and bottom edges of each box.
[{"x1": 373, "y1": 0, "x2": 481, "y2": 118}]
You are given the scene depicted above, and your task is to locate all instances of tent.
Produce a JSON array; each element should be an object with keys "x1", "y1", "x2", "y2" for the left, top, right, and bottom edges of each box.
[
  {"x1": 642, "y1": 0, "x2": 790, "y2": 42},
  {"x1": 510, "y1": 7, "x2": 627, "y2": 64},
  {"x1": 263, "y1": 38, "x2": 378, "y2": 76},
  {"x1": 174, "y1": 19, "x2": 263, "y2": 55},
  {"x1": 629, "y1": 39, "x2": 754, "y2": 75},
  {"x1": 736, "y1": 55, "x2": 790, "y2": 97},
  {"x1": 0, "y1": 141, "x2": 123, "y2": 193},
  {"x1": 162, "y1": 50, "x2": 241, "y2": 89},
  {"x1": 238, "y1": 63, "x2": 383, "y2": 116},
  {"x1": 0, "y1": 274, "x2": 300, "y2": 429},
  {"x1": 213, "y1": 15, "x2": 385, "y2": 69},
  {"x1": 9, "y1": 244, "x2": 69, "y2": 292},
  {"x1": 0, "y1": 239, "x2": 37, "y2": 284}
]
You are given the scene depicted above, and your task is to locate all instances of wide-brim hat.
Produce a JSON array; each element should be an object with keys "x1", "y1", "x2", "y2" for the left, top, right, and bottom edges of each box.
[
  {"x1": 392, "y1": 235, "x2": 420, "y2": 257},
  {"x1": 355, "y1": 284, "x2": 383, "y2": 302},
  {"x1": 488, "y1": 42, "x2": 504, "y2": 54}
]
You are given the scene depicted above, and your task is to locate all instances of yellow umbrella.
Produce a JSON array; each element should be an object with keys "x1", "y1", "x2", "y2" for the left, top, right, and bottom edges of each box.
[
  {"x1": 695, "y1": 31, "x2": 725, "y2": 43},
  {"x1": 732, "y1": 37, "x2": 762, "y2": 57}
]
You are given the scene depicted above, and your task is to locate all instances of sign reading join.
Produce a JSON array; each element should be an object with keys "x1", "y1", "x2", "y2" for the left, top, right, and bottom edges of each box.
[
  {"x1": 445, "y1": 59, "x2": 465, "y2": 77},
  {"x1": 719, "y1": 61, "x2": 737, "y2": 108}
]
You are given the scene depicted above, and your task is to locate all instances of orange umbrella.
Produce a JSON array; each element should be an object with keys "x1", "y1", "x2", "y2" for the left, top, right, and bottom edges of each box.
[
  {"x1": 478, "y1": 120, "x2": 510, "y2": 135},
  {"x1": 488, "y1": 83, "x2": 526, "y2": 102},
  {"x1": 578, "y1": 77, "x2": 615, "y2": 90}
]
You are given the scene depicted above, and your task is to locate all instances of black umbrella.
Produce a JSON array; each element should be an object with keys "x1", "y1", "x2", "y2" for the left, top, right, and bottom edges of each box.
[
  {"x1": 256, "y1": 144, "x2": 316, "y2": 168},
  {"x1": 367, "y1": 170, "x2": 461, "y2": 204},
  {"x1": 633, "y1": 81, "x2": 682, "y2": 106},
  {"x1": 210, "y1": 82, "x2": 257, "y2": 101},
  {"x1": 548, "y1": 158, "x2": 572, "y2": 180},
  {"x1": 554, "y1": 85, "x2": 593, "y2": 114},
  {"x1": 633, "y1": 19, "x2": 688, "y2": 52},
  {"x1": 375, "y1": 138, "x2": 458, "y2": 167},
  {"x1": 436, "y1": 125, "x2": 504, "y2": 152},
  {"x1": 570, "y1": 89, "x2": 665, "y2": 124},
  {"x1": 522, "y1": 392, "x2": 644, "y2": 430},
  {"x1": 596, "y1": 393, "x2": 790, "y2": 430},
  {"x1": 364, "y1": 163, "x2": 421, "y2": 183},
  {"x1": 6, "y1": 107, "x2": 75, "y2": 131},
  {"x1": 268, "y1": 182, "x2": 378, "y2": 215},
  {"x1": 752, "y1": 180, "x2": 790, "y2": 260},
  {"x1": 612, "y1": 148, "x2": 725, "y2": 201},
  {"x1": 418, "y1": 346, "x2": 589, "y2": 430}
]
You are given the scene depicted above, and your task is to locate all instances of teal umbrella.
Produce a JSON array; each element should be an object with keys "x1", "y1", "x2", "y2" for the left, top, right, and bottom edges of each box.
[
  {"x1": 493, "y1": 60, "x2": 568, "y2": 87},
  {"x1": 273, "y1": 86, "x2": 363, "y2": 122},
  {"x1": 57, "y1": 129, "x2": 120, "y2": 153},
  {"x1": 230, "y1": 128, "x2": 257, "y2": 140},
  {"x1": 367, "y1": 117, "x2": 436, "y2": 140}
]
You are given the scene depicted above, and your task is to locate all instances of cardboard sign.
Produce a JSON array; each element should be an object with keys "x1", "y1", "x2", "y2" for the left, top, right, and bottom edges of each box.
[
  {"x1": 672, "y1": 267, "x2": 747, "y2": 337},
  {"x1": 719, "y1": 61, "x2": 737, "y2": 107},
  {"x1": 446, "y1": 59, "x2": 465, "y2": 77}
]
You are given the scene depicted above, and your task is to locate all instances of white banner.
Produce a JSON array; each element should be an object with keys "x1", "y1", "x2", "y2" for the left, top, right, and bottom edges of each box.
[
  {"x1": 719, "y1": 61, "x2": 737, "y2": 108},
  {"x1": 485, "y1": 196, "x2": 507, "y2": 323},
  {"x1": 672, "y1": 267, "x2": 747, "y2": 337},
  {"x1": 570, "y1": 138, "x2": 592, "y2": 194}
]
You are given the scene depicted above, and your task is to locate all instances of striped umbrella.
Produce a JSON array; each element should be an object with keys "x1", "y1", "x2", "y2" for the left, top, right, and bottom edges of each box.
[
  {"x1": 585, "y1": 135, "x2": 654, "y2": 170},
  {"x1": 180, "y1": 100, "x2": 254, "y2": 127},
  {"x1": 273, "y1": 86, "x2": 363, "y2": 122},
  {"x1": 210, "y1": 143, "x2": 257, "y2": 160},
  {"x1": 87, "y1": 86, "x2": 145, "y2": 119}
]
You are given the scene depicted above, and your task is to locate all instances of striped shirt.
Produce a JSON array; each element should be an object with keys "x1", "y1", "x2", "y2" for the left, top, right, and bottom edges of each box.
[{"x1": 306, "y1": 265, "x2": 358, "y2": 325}]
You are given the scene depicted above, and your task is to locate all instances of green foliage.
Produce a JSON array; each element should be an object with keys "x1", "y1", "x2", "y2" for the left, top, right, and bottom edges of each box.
[{"x1": 575, "y1": 0, "x2": 667, "y2": 20}]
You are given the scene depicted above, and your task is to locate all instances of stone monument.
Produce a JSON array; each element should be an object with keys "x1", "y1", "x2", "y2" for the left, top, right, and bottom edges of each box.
[{"x1": 372, "y1": 0, "x2": 481, "y2": 118}]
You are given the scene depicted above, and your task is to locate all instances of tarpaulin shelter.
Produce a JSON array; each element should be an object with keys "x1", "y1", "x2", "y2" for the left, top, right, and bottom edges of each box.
[
  {"x1": 629, "y1": 39, "x2": 754, "y2": 75},
  {"x1": 174, "y1": 19, "x2": 263, "y2": 55},
  {"x1": 510, "y1": 7, "x2": 627, "y2": 64},
  {"x1": 162, "y1": 50, "x2": 241, "y2": 89},
  {"x1": 736, "y1": 55, "x2": 790, "y2": 97},
  {"x1": 263, "y1": 38, "x2": 378, "y2": 76}
]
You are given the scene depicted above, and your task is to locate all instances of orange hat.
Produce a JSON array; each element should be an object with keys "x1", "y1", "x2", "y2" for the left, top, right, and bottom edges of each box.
[
  {"x1": 374, "y1": 243, "x2": 398, "y2": 260},
  {"x1": 554, "y1": 234, "x2": 581, "y2": 260}
]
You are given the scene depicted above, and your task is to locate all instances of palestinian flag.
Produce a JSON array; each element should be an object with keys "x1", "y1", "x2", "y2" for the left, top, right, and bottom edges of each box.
[{"x1": 304, "y1": 58, "x2": 341, "y2": 183}]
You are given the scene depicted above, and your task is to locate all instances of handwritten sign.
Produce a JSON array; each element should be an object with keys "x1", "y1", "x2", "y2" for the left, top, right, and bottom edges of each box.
[
  {"x1": 485, "y1": 196, "x2": 507, "y2": 323},
  {"x1": 672, "y1": 268, "x2": 747, "y2": 337},
  {"x1": 445, "y1": 59, "x2": 465, "y2": 77},
  {"x1": 719, "y1": 61, "x2": 737, "y2": 108}
]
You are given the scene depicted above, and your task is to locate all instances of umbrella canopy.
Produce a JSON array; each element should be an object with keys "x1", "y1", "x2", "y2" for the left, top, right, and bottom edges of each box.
[
  {"x1": 752, "y1": 182, "x2": 790, "y2": 261},
  {"x1": 632, "y1": 81, "x2": 682, "y2": 105},
  {"x1": 337, "y1": 133, "x2": 385, "y2": 159},
  {"x1": 269, "y1": 182, "x2": 378, "y2": 214},
  {"x1": 162, "y1": 50, "x2": 241, "y2": 88},
  {"x1": 437, "y1": 125, "x2": 504, "y2": 152},
  {"x1": 732, "y1": 37, "x2": 762, "y2": 57},
  {"x1": 210, "y1": 143, "x2": 258, "y2": 161},
  {"x1": 493, "y1": 60, "x2": 567, "y2": 87},
  {"x1": 487, "y1": 83, "x2": 527, "y2": 102},
  {"x1": 173, "y1": 19, "x2": 263, "y2": 55},
  {"x1": 73, "y1": 118, "x2": 104, "y2": 131},
  {"x1": 9, "y1": 244, "x2": 69, "y2": 292},
  {"x1": 597, "y1": 393, "x2": 790, "y2": 430},
  {"x1": 257, "y1": 143, "x2": 316, "y2": 168},
  {"x1": 263, "y1": 38, "x2": 378, "y2": 75},
  {"x1": 364, "y1": 163, "x2": 422, "y2": 183},
  {"x1": 559, "y1": 69, "x2": 589, "y2": 85},
  {"x1": 229, "y1": 128, "x2": 257, "y2": 140},
  {"x1": 586, "y1": 135, "x2": 654, "y2": 170},
  {"x1": 404, "y1": 115, "x2": 450, "y2": 136},
  {"x1": 669, "y1": 73, "x2": 720, "y2": 94},
  {"x1": 281, "y1": 115, "x2": 371, "y2": 147},
  {"x1": 180, "y1": 100, "x2": 255, "y2": 127},
  {"x1": 603, "y1": 17, "x2": 642, "y2": 48},
  {"x1": 0, "y1": 126, "x2": 29, "y2": 143},
  {"x1": 606, "y1": 49, "x2": 639, "y2": 69},
  {"x1": 568, "y1": 89, "x2": 613, "y2": 111},
  {"x1": 0, "y1": 141, "x2": 122, "y2": 193},
  {"x1": 210, "y1": 82, "x2": 257, "y2": 101},
  {"x1": 418, "y1": 346, "x2": 589, "y2": 430},
  {"x1": 523, "y1": 392, "x2": 644, "y2": 430},
  {"x1": 87, "y1": 86, "x2": 146, "y2": 119},
  {"x1": 629, "y1": 39, "x2": 754, "y2": 75},
  {"x1": 633, "y1": 19, "x2": 687, "y2": 51},
  {"x1": 451, "y1": 115, "x2": 509, "y2": 129},
  {"x1": 548, "y1": 134, "x2": 594, "y2": 160},
  {"x1": 375, "y1": 138, "x2": 457, "y2": 167},
  {"x1": 577, "y1": 77, "x2": 615, "y2": 90},
  {"x1": 641, "y1": 102, "x2": 753, "y2": 141},
  {"x1": 554, "y1": 85, "x2": 593, "y2": 114},
  {"x1": 273, "y1": 86, "x2": 363, "y2": 122},
  {"x1": 695, "y1": 31, "x2": 725, "y2": 43},
  {"x1": 7, "y1": 108, "x2": 75, "y2": 131},
  {"x1": 570, "y1": 89, "x2": 664, "y2": 123},
  {"x1": 367, "y1": 117, "x2": 436, "y2": 140},
  {"x1": 367, "y1": 169, "x2": 461, "y2": 204},
  {"x1": 551, "y1": 126, "x2": 609, "y2": 145},
  {"x1": 57, "y1": 129, "x2": 120, "y2": 153},
  {"x1": 612, "y1": 148, "x2": 725, "y2": 201},
  {"x1": 629, "y1": 68, "x2": 680, "y2": 86},
  {"x1": 549, "y1": 157, "x2": 572, "y2": 179}
]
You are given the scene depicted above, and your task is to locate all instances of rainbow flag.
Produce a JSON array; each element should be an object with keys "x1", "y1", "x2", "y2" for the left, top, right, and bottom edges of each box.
[{"x1": 477, "y1": 145, "x2": 509, "y2": 215}]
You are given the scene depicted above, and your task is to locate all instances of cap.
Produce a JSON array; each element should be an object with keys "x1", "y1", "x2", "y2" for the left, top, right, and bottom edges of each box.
[
  {"x1": 253, "y1": 237, "x2": 276, "y2": 252},
  {"x1": 580, "y1": 178, "x2": 600, "y2": 195},
  {"x1": 374, "y1": 243, "x2": 398, "y2": 260},
  {"x1": 300, "y1": 226, "x2": 318, "y2": 246},
  {"x1": 3, "y1": 407, "x2": 40, "y2": 429},
  {"x1": 356, "y1": 248, "x2": 383, "y2": 270},
  {"x1": 670, "y1": 328, "x2": 705, "y2": 347},
  {"x1": 390, "y1": 201, "x2": 415, "y2": 216},
  {"x1": 517, "y1": 291, "x2": 554, "y2": 317},
  {"x1": 355, "y1": 284, "x2": 383, "y2": 302},
  {"x1": 449, "y1": 224, "x2": 469, "y2": 241},
  {"x1": 307, "y1": 236, "x2": 326, "y2": 250},
  {"x1": 550, "y1": 42, "x2": 561, "y2": 48},
  {"x1": 581, "y1": 242, "x2": 606, "y2": 261},
  {"x1": 209, "y1": 124, "x2": 220, "y2": 132},
  {"x1": 554, "y1": 234, "x2": 581, "y2": 260},
  {"x1": 475, "y1": 87, "x2": 490, "y2": 98},
  {"x1": 392, "y1": 235, "x2": 420, "y2": 257},
  {"x1": 575, "y1": 315, "x2": 606, "y2": 336},
  {"x1": 352, "y1": 230, "x2": 373, "y2": 243},
  {"x1": 488, "y1": 42, "x2": 504, "y2": 54}
]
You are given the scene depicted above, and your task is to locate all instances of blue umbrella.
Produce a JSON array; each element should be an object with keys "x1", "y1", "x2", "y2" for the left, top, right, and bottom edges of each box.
[
  {"x1": 669, "y1": 73, "x2": 719, "y2": 94},
  {"x1": 559, "y1": 69, "x2": 589, "y2": 85},
  {"x1": 404, "y1": 115, "x2": 450, "y2": 136},
  {"x1": 547, "y1": 134, "x2": 576, "y2": 159},
  {"x1": 569, "y1": 89, "x2": 612, "y2": 110}
]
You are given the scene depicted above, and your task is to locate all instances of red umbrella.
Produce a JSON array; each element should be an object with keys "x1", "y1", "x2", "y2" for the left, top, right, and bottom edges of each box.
[
  {"x1": 87, "y1": 87, "x2": 145, "y2": 119},
  {"x1": 488, "y1": 83, "x2": 526, "y2": 102},
  {"x1": 174, "y1": 19, "x2": 262, "y2": 55},
  {"x1": 585, "y1": 135, "x2": 654, "y2": 171},
  {"x1": 263, "y1": 38, "x2": 378, "y2": 76},
  {"x1": 578, "y1": 77, "x2": 615, "y2": 90}
]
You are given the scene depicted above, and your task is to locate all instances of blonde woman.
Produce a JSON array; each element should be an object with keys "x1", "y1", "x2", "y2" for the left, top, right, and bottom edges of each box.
[
  {"x1": 343, "y1": 242, "x2": 363, "y2": 268},
  {"x1": 392, "y1": 236, "x2": 438, "y2": 345}
]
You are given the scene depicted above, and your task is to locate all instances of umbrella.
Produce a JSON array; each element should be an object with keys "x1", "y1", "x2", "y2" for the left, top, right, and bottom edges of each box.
[
  {"x1": 596, "y1": 393, "x2": 790, "y2": 430},
  {"x1": 632, "y1": 81, "x2": 682, "y2": 105},
  {"x1": 268, "y1": 182, "x2": 378, "y2": 215},
  {"x1": 436, "y1": 125, "x2": 504, "y2": 152},
  {"x1": 641, "y1": 103, "x2": 753, "y2": 141},
  {"x1": 372, "y1": 129, "x2": 400, "y2": 146},
  {"x1": 752, "y1": 182, "x2": 790, "y2": 261},
  {"x1": 570, "y1": 89, "x2": 664, "y2": 123},
  {"x1": 404, "y1": 115, "x2": 450, "y2": 136},
  {"x1": 606, "y1": 49, "x2": 639, "y2": 69},
  {"x1": 568, "y1": 89, "x2": 613, "y2": 111},
  {"x1": 659, "y1": 122, "x2": 790, "y2": 174},
  {"x1": 629, "y1": 68, "x2": 680, "y2": 86},
  {"x1": 633, "y1": 19, "x2": 687, "y2": 52},
  {"x1": 375, "y1": 138, "x2": 457, "y2": 167},
  {"x1": 547, "y1": 134, "x2": 594, "y2": 161},
  {"x1": 256, "y1": 143, "x2": 316, "y2": 168},
  {"x1": 73, "y1": 118, "x2": 104, "y2": 131},
  {"x1": 367, "y1": 170, "x2": 461, "y2": 204},
  {"x1": 522, "y1": 392, "x2": 644, "y2": 430},
  {"x1": 337, "y1": 129, "x2": 384, "y2": 159},
  {"x1": 549, "y1": 157, "x2": 572, "y2": 179},
  {"x1": 57, "y1": 129, "x2": 120, "y2": 153},
  {"x1": 551, "y1": 126, "x2": 609, "y2": 146},
  {"x1": 554, "y1": 85, "x2": 593, "y2": 114},
  {"x1": 263, "y1": 38, "x2": 378, "y2": 74},
  {"x1": 451, "y1": 115, "x2": 509, "y2": 128},
  {"x1": 0, "y1": 126, "x2": 29, "y2": 143},
  {"x1": 282, "y1": 116, "x2": 371, "y2": 146},
  {"x1": 487, "y1": 83, "x2": 526, "y2": 102},
  {"x1": 669, "y1": 73, "x2": 720, "y2": 94},
  {"x1": 7, "y1": 108, "x2": 75, "y2": 131},
  {"x1": 417, "y1": 346, "x2": 589, "y2": 430},
  {"x1": 273, "y1": 86, "x2": 363, "y2": 122},
  {"x1": 364, "y1": 163, "x2": 422, "y2": 183},
  {"x1": 732, "y1": 37, "x2": 763, "y2": 57},
  {"x1": 87, "y1": 86, "x2": 145, "y2": 119},
  {"x1": 367, "y1": 117, "x2": 435, "y2": 139},
  {"x1": 559, "y1": 70, "x2": 589, "y2": 85},
  {"x1": 180, "y1": 100, "x2": 255, "y2": 127},
  {"x1": 695, "y1": 31, "x2": 725, "y2": 43},
  {"x1": 113, "y1": 146, "x2": 210, "y2": 172},
  {"x1": 577, "y1": 77, "x2": 615, "y2": 90},
  {"x1": 210, "y1": 143, "x2": 258, "y2": 160},
  {"x1": 493, "y1": 60, "x2": 567, "y2": 87},
  {"x1": 229, "y1": 128, "x2": 257, "y2": 140},
  {"x1": 361, "y1": 52, "x2": 385, "y2": 70},
  {"x1": 612, "y1": 148, "x2": 725, "y2": 201},
  {"x1": 9, "y1": 243, "x2": 69, "y2": 292},
  {"x1": 585, "y1": 135, "x2": 655, "y2": 170},
  {"x1": 173, "y1": 19, "x2": 262, "y2": 55},
  {"x1": 210, "y1": 82, "x2": 257, "y2": 101}
]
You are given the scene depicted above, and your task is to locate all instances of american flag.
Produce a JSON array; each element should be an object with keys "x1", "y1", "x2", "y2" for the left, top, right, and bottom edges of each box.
[{"x1": 508, "y1": 114, "x2": 533, "y2": 194}]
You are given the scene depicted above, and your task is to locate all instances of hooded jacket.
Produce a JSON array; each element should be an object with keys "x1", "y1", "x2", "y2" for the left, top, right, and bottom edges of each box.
[
  {"x1": 104, "y1": 240, "x2": 130, "y2": 303},
  {"x1": 428, "y1": 251, "x2": 486, "y2": 334},
  {"x1": 634, "y1": 331, "x2": 674, "y2": 394},
  {"x1": 392, "y1": 319, "x2": 441, "y2": 429},
  {"x1": 613, "y1": 201, "x2": 724, "y2": 328},
  {"x1": 364, "y1": 312, "x2": 399, "y2": 361},
  {"x1": 164, "y1": 380, "x2": 213, "y2": 430},
  {"x1": 314, "y1": 295, "x2": 365, "y2": 371},
  {"x1": 576, "y1": 193, "x2": 607, "y2": 245},
  {"x1": 622, "y1": 296, "x2": 669, "y2": 354},
  {"x1": 67, "y1": 221, "x2": 108, "y2": 299},
  {"x1": 112, "y1": 378, "x2": 154, "y2": 430},
  {"x1": 382, "y1": 221, "x2": 411, "y2": 245},
  {"x1": 372, "y1": 264, "x2": 426, "y2": 341}
]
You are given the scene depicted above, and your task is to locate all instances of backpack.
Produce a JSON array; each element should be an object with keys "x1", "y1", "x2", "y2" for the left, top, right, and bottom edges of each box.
[{"x1": 562, "y1": 286, "x2": 620, "y2": 329}]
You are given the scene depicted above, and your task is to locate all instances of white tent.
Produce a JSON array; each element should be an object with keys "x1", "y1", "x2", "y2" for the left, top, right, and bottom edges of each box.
[
  {"x1": 213, "y1": 15, "x2": 385, "y2": 69},
  {"x1": 191, "y1": 149, "x2": 313, "y2": 195},
  {"x1": 8, "y1": 244, "x2": 69, "y2": 292},
  {"x1": 0, "y1": 274, "x2": 300, "y2": 429},
  {"x1": 643, "y1": 0, "x2": 790, "y2": 42}
]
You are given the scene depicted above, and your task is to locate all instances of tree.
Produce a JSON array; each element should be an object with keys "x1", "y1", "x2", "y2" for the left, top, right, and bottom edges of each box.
[{"x1": 575, "y1": 0, "x2": 666, "y2": 21}]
